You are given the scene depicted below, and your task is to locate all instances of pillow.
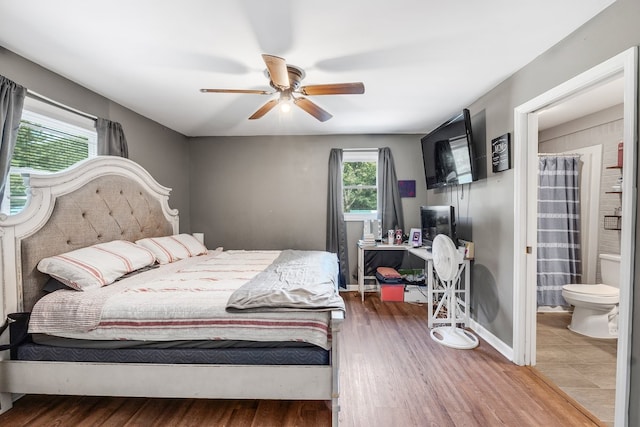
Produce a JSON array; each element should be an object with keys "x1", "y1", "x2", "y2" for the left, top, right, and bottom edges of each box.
[
  {"x1": 43, "y1": 259, "x2": 160, "y2": 293},
  {"x1": 37, "y1": 240, "x2": 156, "y2": 291},
  {"x1": 43, "y1": 277, "x2": 73, "y2": 293},
  {"x1": 135, "y1": 233, "x2": 208, "y2": 264}
]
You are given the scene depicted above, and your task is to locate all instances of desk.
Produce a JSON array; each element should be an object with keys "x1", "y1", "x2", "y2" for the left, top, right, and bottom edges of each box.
[
  {"x1": 357, "y1": 242, "x2": 471, "y2": 328},
  {"x1": 357, "y1": 243, "x2": 412, "y2": 302}
]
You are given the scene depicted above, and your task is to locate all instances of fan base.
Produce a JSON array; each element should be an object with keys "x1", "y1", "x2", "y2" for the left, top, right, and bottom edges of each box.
[
  {"x1": 264, "y1": 65, "x2": 305, "y2": 90},
  {"x1": 430, "y1": 326, "x2": 479, "y2": 350}
]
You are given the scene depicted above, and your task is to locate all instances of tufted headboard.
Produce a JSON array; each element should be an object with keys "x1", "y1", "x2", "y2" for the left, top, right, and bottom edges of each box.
[{"x1": 0, "y1": 156, "x2": 179, "y2": 314}]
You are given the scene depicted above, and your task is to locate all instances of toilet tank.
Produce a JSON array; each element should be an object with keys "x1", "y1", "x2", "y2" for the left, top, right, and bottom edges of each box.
[{"x1": 600, "y1": 253, "x2": 621, "y2": 288}]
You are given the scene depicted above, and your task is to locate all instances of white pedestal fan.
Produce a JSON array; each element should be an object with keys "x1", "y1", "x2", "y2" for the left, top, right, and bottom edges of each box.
[{"x1": 430, "y1": 234, "x2": 479, "y2": 349}]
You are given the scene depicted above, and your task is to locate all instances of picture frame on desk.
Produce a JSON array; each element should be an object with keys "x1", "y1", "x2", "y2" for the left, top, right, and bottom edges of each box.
[{"x1": 410, "y1": 228, "x2": 422, "y2": 247}]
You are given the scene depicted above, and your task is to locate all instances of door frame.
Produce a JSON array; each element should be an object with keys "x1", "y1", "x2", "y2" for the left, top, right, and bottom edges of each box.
[{"x1": 512, "y1": 47, "x2": 637, "y2": 426}]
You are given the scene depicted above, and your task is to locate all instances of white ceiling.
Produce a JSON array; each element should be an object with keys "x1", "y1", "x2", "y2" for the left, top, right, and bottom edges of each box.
[{"x1": 0, "y1": 0, "x2": 615, "y2": 137}]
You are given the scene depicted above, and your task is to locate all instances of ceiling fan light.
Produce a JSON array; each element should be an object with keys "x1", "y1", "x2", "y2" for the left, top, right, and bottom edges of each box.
[{"x1": 280, "y1": 100, "x2": 292, "y2": 113}]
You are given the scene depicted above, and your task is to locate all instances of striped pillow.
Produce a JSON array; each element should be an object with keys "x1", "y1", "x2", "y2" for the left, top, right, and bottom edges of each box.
[
  {"x1": 37, "y1": 240, "x2": 156, "y2": 291},
  {"x1": 135, "y1": 234, "x2": 208, "y2": 264}
]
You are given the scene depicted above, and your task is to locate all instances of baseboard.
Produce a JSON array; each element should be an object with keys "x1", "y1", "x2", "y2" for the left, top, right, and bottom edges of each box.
[
  {"x1": 537, "y1": 305, "x2": 572, "y2": 313},
  {"x1": 470, "y1": 319, "x2": 514, "y2": 362}
]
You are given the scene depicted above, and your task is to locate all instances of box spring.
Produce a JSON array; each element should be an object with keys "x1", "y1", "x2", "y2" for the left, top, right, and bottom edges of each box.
[{"x1": 15, "y1": 342, "x2": 330, "y2": 365}]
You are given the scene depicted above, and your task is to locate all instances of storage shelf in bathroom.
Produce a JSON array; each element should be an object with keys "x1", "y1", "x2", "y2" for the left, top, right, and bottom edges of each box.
[
  {"x1": 606, "y1": 164, "x2": 622, "y2": 194},
  {"x1": 604, "y1": 215, "x2": 622, "y2": 230}
]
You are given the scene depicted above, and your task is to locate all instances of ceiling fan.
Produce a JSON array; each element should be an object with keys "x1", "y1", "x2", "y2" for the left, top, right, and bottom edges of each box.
[{"x1": 200, "y1": 54, "x2": 365, "y2": 122}]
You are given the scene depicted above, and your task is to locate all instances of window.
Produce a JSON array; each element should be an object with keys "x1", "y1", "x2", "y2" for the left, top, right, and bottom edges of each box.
[
  {"x1": 343, "y1": 150, "x2": 378, "y2": 221},
  {"x1": 1, "y1": 96, "x2": 97, "y2": 215}
]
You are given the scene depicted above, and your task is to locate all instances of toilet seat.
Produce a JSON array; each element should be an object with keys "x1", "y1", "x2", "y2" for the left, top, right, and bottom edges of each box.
[{"x1": 562, "y1": 284, "x2": 619, "y2": 304}]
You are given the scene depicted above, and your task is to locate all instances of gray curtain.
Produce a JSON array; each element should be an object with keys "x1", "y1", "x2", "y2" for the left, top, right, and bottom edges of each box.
[
  {"x1": 378, "y1": 147, "x2": 404, "y2": 233},
  {"x1": 0, "y1": 75, "x2": 27, "y2": 202},
  {"x1": 327, "y1": 148, "x2": 349, "y2": 287},
  {"x1": 537, "y1": 155, "x2": 581, "y2": 306},
  {"x1": 96, "y1": 118, "x2": 129, "y2": 158}
]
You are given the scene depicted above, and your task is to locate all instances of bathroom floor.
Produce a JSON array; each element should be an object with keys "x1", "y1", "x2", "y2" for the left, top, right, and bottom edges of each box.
[{"x1": 535, "y1": 312, "x2": 617, "y2": 426}]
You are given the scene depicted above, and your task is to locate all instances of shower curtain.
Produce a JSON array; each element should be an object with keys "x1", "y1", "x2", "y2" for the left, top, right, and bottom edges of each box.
[{"x1": 537, "y1": 155, "x2": 582, "y2": 306}]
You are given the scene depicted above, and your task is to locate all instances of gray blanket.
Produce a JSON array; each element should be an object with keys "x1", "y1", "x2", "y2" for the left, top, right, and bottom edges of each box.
[{"x1": 226, "y1": 250, "x2": 345, "y2": 312}]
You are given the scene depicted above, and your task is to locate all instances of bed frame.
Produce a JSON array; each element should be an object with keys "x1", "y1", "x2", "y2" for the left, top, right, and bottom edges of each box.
[{"x1": 0, "y1": 156, "x2": 343, "y2": 426}]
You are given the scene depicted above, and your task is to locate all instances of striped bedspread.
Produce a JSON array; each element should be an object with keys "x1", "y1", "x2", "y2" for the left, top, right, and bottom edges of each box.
[{"x1": 29, "y1": 250, "x2": 343, "y2": 350}]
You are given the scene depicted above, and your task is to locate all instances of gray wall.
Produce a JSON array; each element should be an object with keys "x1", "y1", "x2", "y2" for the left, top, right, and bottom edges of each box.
[
  {"x1": 188, "y1": 134, "x2": 425, "y2": 279},
  {"x1": 0, "y1": 47, "x2": 191, "y2": 232}
]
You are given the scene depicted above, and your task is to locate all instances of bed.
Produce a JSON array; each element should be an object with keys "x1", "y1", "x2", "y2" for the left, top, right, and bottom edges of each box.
[{"x1": 0, "y1": 156, "x2": 344, "y2": 426}]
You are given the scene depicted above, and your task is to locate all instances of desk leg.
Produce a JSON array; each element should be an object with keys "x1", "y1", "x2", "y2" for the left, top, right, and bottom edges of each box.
[
  {"x1": 427, "y1": 259, "x2": 433, "y2": 329},
  {"x1": 464, "y1": 260, "x2": 470, "y2": 326}
]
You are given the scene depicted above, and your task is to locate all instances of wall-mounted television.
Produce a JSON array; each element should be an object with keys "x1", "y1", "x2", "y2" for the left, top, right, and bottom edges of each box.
[
  {"x1": 421, "y1": 109, "x2": 477, "y2": 190},
  {"x1": 420, "y1": 205, "x2": 457, "y2": 247}
]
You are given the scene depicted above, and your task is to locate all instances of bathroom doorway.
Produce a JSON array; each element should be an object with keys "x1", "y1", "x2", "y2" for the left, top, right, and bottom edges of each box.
[
  {"x1": 535, "y1": 126, "x2": 618, "y2": 423},
  {"x1": 512, "y1": 47, "x2": 637, "y2": 426}
]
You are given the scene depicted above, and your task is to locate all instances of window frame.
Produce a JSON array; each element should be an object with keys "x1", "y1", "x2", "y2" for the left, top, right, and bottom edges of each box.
[
  {"x1": 342, "y1": 149, "x2": 379, "y2": 222},
  {"x1": 1, "y1": 96, "x2": 98, "y2": 216}
]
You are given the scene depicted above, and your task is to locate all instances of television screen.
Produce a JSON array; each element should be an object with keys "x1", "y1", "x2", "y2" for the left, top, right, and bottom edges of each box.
[
  {"x1": 421, "y1": 109, "x2": 476, "y2": 189},
  {"x1": 420, "y1": 205, "x2": 457, "y2": 246}
]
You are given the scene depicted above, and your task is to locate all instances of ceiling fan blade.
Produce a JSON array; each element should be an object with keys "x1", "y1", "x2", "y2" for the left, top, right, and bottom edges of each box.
[
  {"x1": 249, "y1": 99, "x2": 279, "y2": 120},
  {"x1": 262, "y1": 54, "x2": 290, "y2": 90},
  {"x1": 299, "y1": 82, "x2": 365, "y2": 96},
  {"x1": 294, "y1": 97, "x2": 333, "y2": 122},
  {"x1": 200, "y1": 88, "x2": 272, "y2": 95}
]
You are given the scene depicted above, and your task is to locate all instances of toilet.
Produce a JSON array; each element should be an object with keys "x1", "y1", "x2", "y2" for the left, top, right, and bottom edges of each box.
[{"x1": 561, "y1": 253, "x2": 620, "y2": 339}]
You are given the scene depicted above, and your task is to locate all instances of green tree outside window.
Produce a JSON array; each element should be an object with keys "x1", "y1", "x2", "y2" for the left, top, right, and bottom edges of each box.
[
  {"x1": 343, "y1": 161, "x2": 377, "y2": 213},
  {"x1": 8, "y1": 120, "x2": 89, "y2": 214}
]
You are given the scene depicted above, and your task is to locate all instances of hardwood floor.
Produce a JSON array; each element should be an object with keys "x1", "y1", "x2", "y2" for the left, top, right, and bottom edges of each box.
[{"x1": 0, "y1": 292, "x2": 604, "y2": 426}]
